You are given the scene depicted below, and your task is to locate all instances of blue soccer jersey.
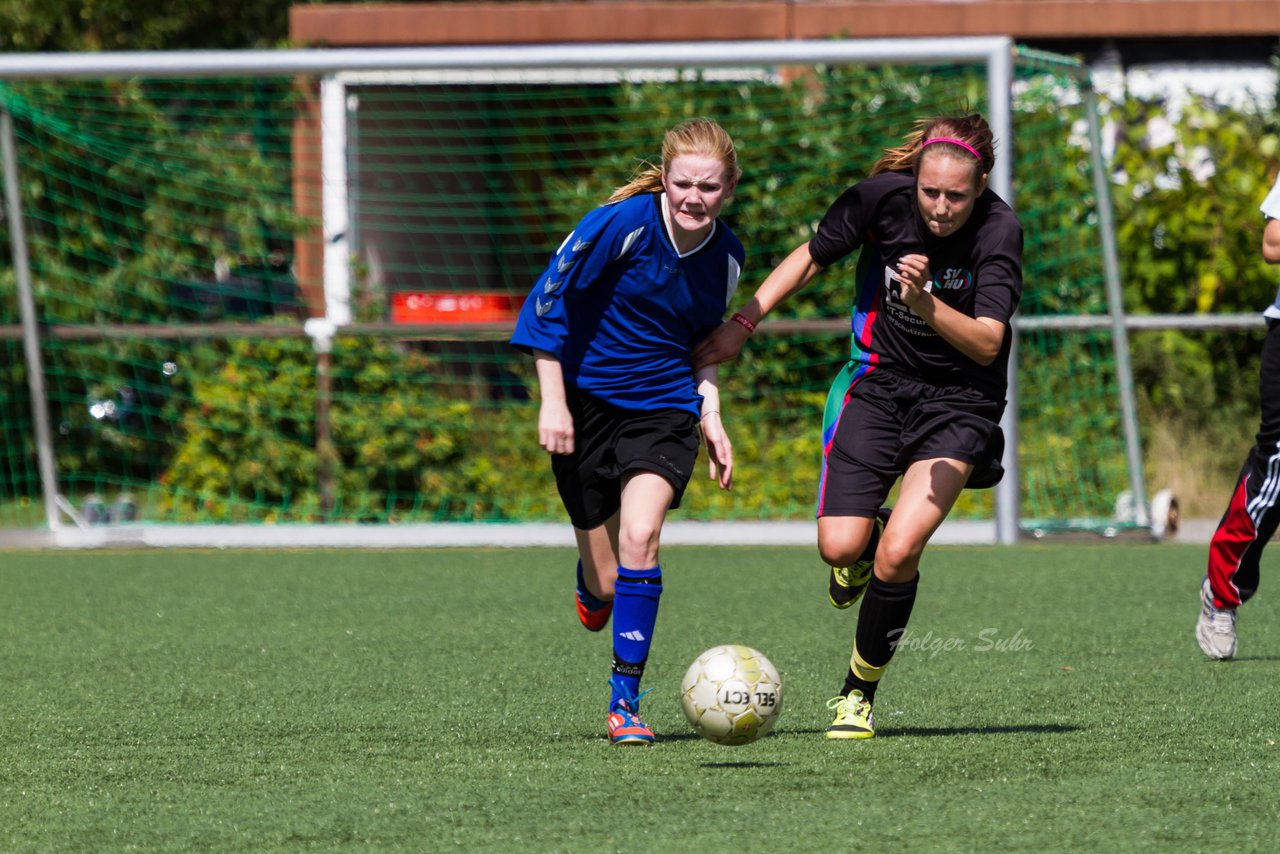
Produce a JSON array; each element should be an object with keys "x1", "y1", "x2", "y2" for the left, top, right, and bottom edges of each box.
[{"x1": 511, "y1": 193, "x2": 745, "y2": 415}]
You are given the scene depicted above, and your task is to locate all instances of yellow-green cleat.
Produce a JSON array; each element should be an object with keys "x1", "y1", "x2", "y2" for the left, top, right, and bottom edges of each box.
[
  {"x1": 828, "y1": 563, "x2": 872, "y2": 609},
  {"x1": 825, "y1": 691, "x2": 875, "y2": 739},
  {"x1": 828, "y1": 508, "x2": 890, "y2": 609}
]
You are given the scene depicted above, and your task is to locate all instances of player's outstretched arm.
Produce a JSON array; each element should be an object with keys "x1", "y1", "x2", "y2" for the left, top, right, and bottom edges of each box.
[{"x1": 692, "y1": 242, "x2": 825, "y2": 369}]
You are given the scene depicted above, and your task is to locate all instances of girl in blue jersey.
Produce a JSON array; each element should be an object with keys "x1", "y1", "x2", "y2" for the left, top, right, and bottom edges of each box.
[
  {"x1": 695, "y1": 113, "x2": 1023, "y2": 739},
  {"x1": 511, "y1": 118, "x2": 744, "y2": 745}
]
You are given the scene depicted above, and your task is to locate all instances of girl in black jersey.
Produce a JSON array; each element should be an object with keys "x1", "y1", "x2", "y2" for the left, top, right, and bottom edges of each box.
[{"x1": 694, "y1": 113, "x2": 1023, "y2": 739}]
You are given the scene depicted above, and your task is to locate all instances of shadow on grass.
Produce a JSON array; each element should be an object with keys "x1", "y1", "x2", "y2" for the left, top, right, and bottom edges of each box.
[
  {"x1": 878, "y1": 723, "x2": 1084, "y2": 738},
  {"x1": 596, "y1": 723, "x2": 1085, "y2": 746},
  {"x1": 773, "y1": 723, "x2": 1084, "y2": 738},
  {"x1": 655, "y1": 732, "x2": 771, "y2": 744},
  {"x1": 880, "y1": 727, "x2": 1080, "y2": 737},
  {"x1": 641, "y1": 731, "x2": 792, "y2": 754},
  {"x1": 699, "y1": 761, "x2": 787, "y2": 768}
]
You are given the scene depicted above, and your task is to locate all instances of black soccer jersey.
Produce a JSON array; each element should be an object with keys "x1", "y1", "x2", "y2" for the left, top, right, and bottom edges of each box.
[{"x1": 808, "y1": 171, "x2": 1023, "y2": 396}]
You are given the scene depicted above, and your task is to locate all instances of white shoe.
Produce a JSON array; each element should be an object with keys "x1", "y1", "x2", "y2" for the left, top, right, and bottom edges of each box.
[{"x1": 1196, "y1": 577, "x2": 1237, "y2": 660}]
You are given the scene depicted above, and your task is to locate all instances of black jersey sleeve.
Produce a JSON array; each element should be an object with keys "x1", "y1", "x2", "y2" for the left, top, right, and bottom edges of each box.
[
  {"x1": 808, "y1": 174, "x2": 907, "y2": 268},
  {"x1": 971, "y1": 202, "x2": 1024, "y2": 324}
]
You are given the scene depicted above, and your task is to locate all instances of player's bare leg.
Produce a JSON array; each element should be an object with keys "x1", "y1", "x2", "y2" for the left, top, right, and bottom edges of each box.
[
  {"x1": 876, "y1": 457, "x2": 972, "y2": 582},
  {"x1": 818, "y1": 514, "x2": 879, "y2": 572},
  {"x1": 819, "y1": 509, "x2": 891, "y2": 609},
  {"x1": 616, "y1": 471, "x2": 672, "y2": 568},
  {"x1": 573, "y1": 516, "x2": 619, "y2": 631},
  {"x1": 574, "y1": 517, "x2": 620, "y2": 598}
]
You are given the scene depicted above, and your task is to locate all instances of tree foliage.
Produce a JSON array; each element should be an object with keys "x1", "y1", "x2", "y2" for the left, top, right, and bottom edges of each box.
[
  {"x1": 1108, "y1": 86, "x2": 1279, "y2": 431},
  {"x1": 0, "y1": 0, "x2": 292, "y2": 52}
]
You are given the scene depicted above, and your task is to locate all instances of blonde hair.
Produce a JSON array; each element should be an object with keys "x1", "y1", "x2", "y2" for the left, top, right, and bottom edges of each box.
[
  {"x1": 871, "y1": 113, "x2": 995, "y2": 178},
  {"x1": 607, "y1": 118, "x2": 741, "y2": 204}
]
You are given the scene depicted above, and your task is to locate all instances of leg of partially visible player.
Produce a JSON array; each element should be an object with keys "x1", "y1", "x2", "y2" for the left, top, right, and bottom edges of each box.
[{"x1": 1198, "y1": 319, "x2": 1280, "y2": 658}]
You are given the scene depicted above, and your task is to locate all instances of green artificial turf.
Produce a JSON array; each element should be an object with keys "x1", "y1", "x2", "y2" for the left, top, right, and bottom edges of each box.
[{"x1": 1, "y1": 544, "x2": 1277, "y2": 852}]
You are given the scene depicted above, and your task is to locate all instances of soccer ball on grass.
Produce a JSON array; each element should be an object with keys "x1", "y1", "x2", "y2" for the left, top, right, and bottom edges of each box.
[{"x1": 680, "y1": 644, "x2": 782, "y2": 746}]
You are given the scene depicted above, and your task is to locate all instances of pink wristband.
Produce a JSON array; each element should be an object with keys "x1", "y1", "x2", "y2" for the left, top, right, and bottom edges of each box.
[{"x1": 730, "y1": 312, "x2": 757, "y2": 333}]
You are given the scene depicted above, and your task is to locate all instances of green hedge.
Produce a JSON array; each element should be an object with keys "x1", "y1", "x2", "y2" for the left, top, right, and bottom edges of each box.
[{"x1": 148, "y1": 335, "x2": 842, "y2": 522}]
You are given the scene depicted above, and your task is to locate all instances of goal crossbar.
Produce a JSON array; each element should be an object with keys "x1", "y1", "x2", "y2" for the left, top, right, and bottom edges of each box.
[{"x1": 0, "y1": 39, "x2": 1015, "y2": 80}]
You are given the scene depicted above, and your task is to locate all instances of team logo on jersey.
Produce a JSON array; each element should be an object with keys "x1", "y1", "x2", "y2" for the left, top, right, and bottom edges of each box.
[
  {"x1": 935, "y1": 267, "x2": 973, "y2": 290},
  {"x1": 880, "y1": 264, "x2": 936, "y2": 336},
  {"x1": 882, "y1": 264, "x2": 923, "y2": 303}
]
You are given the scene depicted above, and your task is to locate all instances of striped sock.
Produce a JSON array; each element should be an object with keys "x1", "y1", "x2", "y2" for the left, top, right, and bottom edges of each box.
[{"x1": 842, "y1": 574, "x2": 918, "y2": 704}]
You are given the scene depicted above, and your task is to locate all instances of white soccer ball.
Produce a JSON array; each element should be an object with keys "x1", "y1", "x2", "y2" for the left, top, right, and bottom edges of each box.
[{"x1": 680, "y1": 644, "x2": 783, "y2": 746}]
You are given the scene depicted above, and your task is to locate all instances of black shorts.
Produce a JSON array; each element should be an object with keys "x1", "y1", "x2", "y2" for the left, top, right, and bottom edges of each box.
[
  {"x1": 551, "y1": 388, "x2": 700, "y2": 530},
  {"x1": 818, "y1": 369, "x2": 1005, "y2": 518}
]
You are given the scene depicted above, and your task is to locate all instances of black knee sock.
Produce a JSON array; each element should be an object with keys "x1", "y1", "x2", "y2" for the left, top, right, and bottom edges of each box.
[{"x1": 842, "y1": 574, "x2": 919, "y2": 704}]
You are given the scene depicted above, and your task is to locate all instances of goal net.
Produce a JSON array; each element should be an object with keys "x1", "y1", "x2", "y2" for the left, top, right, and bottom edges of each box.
[{"x1": 0, "y1": 40, "x2": 1143, "y2": 540}]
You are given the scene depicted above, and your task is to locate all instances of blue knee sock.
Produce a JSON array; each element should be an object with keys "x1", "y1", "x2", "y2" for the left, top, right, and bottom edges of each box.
[
  {"x1": 610, "y1": 565, "x2": 663, "y2": 709},
  {"x1": 575, "y1": 559, "x2": 608, "y2": 609}
]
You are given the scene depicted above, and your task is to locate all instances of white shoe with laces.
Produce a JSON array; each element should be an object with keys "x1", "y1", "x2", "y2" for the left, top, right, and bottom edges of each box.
[{"x1": 1196, "y1": 577, "x2": 1237, "y2": 660}]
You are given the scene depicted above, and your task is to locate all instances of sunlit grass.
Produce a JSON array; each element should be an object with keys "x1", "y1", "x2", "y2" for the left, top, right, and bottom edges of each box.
[{"x1": 2, "y1": 544, "x2": 1277, "y2": 851}]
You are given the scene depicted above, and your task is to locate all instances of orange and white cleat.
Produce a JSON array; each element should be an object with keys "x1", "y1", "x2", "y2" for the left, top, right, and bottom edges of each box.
[{"x1": 607, "y1": 697, "x2": 655, "y2": 746}]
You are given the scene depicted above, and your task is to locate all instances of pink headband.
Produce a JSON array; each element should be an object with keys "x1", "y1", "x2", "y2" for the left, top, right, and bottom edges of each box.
[{"x1": 922, "y1": 136, "x2": 983, "y2": 162}]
